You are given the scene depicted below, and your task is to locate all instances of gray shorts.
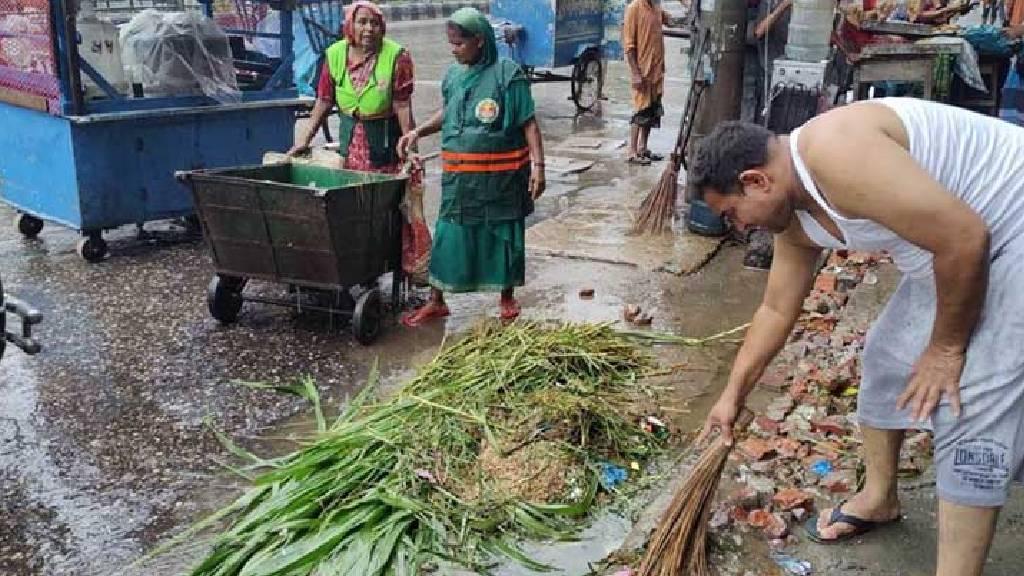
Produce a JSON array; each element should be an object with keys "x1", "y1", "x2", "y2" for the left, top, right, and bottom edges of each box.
[{"x1": 858, "y1": 242, "x2": 1024, "y2": 507}]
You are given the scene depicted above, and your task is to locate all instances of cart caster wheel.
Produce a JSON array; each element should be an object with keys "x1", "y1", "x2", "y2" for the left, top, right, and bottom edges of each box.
[
  {"x1": 15, "y1": 213, "x2": 43, "y2": 238},
  {"x1": 76, "y1": 235, "x2": 108, "y2": 263},
  {"x1": 208, "y1": 275, "x2": 245, "y2": 324},
  {"x1": 571, "y1": 48, "x2": 603, "y2": 113},
  {"x1": 352, "y1": 287, "x2": 382, "y2": 345}
]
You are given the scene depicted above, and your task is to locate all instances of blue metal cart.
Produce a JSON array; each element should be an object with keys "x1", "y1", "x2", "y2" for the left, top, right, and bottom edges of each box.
[
  {"x1": 0, "y1": 0, "x2": 310, "y2": 261},
  {"x1": 490, "y1": 0, "x2": 622, "y2": 113}
]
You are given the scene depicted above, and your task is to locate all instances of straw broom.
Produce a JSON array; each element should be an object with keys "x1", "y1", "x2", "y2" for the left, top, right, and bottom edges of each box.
[{"x1": 637, "y1": 407, "x2": 754, "y2": 576}]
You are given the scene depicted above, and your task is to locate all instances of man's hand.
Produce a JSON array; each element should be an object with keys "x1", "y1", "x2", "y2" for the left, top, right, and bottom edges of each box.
[
  {"x1": 397, "y1": 130, "x2": 419, "y2": 160},
  {"x1": 896, "y1": 344, "x2": 966, "y2": 422},
  {"x1": 286, "y1": 143, "x2": 311, "y2": 157},
  {"x1": 529, "y1": 165, "x2": 546, "y2": 200},
  {"x1": 699, "y1": 393, "x2": 742, "y2": 446}
]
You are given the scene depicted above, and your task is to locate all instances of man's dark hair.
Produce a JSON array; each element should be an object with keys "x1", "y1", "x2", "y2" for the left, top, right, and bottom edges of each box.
[{"x1": 688, "y1": 121, "x2": 775, "y2": 199}]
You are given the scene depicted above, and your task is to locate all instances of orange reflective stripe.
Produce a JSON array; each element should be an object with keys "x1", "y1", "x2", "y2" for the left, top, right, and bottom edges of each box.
[
  {"x1": 441, "y1": 148, "x2": 529, "y2": 162},
  {"x1": 443, "y1": 158, "x2": 530, "y2": 173}
]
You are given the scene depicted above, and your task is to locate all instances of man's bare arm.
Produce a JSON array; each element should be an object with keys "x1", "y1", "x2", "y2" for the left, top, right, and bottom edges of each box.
[
  {"x1": 703, "y1": 220, "x2": 821, "y2": 443},
  {"x1": 722, "y1": 221, "x2": 822, "y2": 403}
]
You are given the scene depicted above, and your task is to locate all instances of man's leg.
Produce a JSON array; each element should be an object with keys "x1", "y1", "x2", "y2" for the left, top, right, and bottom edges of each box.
[
  {"x1": 816, "y1": 426, "x2": 904, "y2": 539},
  {"x1": 936, "y1": 500, "x2": 999, "y2": 576},
  {"x1": 638, "y1": 125, "x2": 651, "y2": 157},
  {"x1": 628, "y1": 123, "x2": 640, "y2": 158}
]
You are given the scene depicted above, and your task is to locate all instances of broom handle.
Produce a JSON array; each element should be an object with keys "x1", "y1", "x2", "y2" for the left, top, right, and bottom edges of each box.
[{"x1": 671, "y1": 28, "x2": 711, "y2": 172}]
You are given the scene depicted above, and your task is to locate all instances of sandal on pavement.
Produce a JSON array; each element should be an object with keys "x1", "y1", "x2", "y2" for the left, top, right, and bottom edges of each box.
[
  {"x1": 499, "y1": 298, "x2": 521, "y2": 321},
  {"x1": 401, "y1": 303, "x2": 450, "y2": 327},
  {"x1": 804, "y1": 500, "x2": 896, "y2": 544},
  {"x1": 642, "y1": 150, "x2": 664, "y2": 162},
  {"x1": 627, "y1": 155, "x2": 652, "y2": 166}
]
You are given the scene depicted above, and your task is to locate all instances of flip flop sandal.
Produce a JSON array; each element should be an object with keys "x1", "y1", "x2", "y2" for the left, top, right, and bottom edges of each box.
[
  {"x1": 642, "y1": 150, "x2": 665, "y2": 162},
  {"x1": 499, "y1": 299, "x2": 521, "y2": 320},
  {"x1": 627, "y1": 155, "x2": 652, "y2": 166},
  {"x1": 401, "y1": 304, "x2": 450, "y2": 328},
  {"x1": 804, "y1": 500, "x2": 892, "y2": 544}
]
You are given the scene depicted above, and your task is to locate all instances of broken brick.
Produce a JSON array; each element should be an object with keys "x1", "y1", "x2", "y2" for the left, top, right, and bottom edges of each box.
[
  {"x1": 811, "y1": 416, "x2": 849, "y2": 436},
  {"x1": 729, "y1": 486, "x2": 761, "y2": 509},
  {"x1": 739, "y1": 438, "x2": 777, "y2": 461},
  {"x1": 774, "y1": 437, "x2": 802, "y2": 460},
  {"x1": 730, "y1": 505, "x2": 750, "y2": 523},
  {"x1": 754, "y1": 416, "x2": 782, "y2": 434},
  {"x1": 773, "y1": 488, "x2": 814, "y2": 511},
  {"x1": 763, "y1": 513, "x2": 790, "y2": 539},
  {"x1": 747, "y1": 508, "x2": 772, "y2": 528},
  {"x1": 814, "y1": 272, "x2": 838, "y2": 293}
]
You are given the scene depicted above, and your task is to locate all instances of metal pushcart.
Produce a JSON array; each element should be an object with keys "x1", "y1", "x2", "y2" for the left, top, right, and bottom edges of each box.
[
  {"x1": 179, "y1": 163, "x2": 406, "y2": 345},
  {"x1": 0, "y1": 0, "x2": 309, "y2": 261},
  {"x1": 490, "y1": 0, "x2": 617, "y2": 113}
]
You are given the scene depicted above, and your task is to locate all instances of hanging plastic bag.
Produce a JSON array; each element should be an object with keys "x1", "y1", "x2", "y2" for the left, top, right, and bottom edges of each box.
[{"x1": 401, "y1": 164, "x2": 432, "y2": 285}]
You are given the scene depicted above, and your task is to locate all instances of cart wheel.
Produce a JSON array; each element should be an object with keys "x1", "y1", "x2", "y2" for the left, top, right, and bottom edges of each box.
[
  {"x1": 76, "y1": 234, "x2": 108, "y2": 263},
  {"x1": 352, "y1": 287, "x2": 383, "y2": 345},
  {"x1": 15, "y1": 213, "x2": 43, "y2": 239},
  {"x1": 571, "y1": 49, "x2": 603, "y2": 113},
  {"x1": 208, "y1": 275, "x2": 245, "y2": 324}
]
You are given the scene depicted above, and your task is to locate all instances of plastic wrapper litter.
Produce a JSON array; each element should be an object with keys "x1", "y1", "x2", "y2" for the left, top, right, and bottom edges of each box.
[{"x1": 120, "y1": 9, "x2": 239, "y2": 102}]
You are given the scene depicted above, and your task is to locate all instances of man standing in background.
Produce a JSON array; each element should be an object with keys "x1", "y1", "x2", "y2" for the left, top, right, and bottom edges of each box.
[{"x1": 624, "y1": 0, "x2": 672, "y2": 165}]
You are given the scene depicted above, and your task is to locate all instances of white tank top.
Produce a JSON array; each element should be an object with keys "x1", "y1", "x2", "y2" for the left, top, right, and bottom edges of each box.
[{"x1": 793, "y1": 97, "x2": 1024, "y2": 278}]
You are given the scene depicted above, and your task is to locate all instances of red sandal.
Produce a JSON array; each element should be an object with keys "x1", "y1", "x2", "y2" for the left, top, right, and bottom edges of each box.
[
  {"x1": 499, "y1": 298, "x2": 521, "y2": 321},
  {"x1": 401, "y1": 303, "x2": 450, "y2": 327}
]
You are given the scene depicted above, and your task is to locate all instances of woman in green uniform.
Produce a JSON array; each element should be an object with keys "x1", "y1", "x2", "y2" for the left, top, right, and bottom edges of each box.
[{"x1": 397, "y1": 7, "x2": 546, "y2": 326}]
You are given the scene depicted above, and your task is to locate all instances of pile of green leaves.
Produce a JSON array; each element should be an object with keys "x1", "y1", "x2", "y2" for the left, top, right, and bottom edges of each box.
[{"x1": 160, "y1": 322, "x2": 666, "y2": 576}]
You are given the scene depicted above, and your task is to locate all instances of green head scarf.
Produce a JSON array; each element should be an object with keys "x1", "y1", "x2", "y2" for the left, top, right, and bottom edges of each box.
[{"x1": 447, "y1": 7, "x2": 498, "y2": 88}]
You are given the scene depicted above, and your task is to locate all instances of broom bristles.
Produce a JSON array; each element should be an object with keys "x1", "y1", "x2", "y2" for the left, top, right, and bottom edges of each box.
[
  {"x1": 638, "y1": 409, "x2": 753, "y2": 576},
  {"x1": 632, "y1": 163, "x2": 679, "y2": 235}
]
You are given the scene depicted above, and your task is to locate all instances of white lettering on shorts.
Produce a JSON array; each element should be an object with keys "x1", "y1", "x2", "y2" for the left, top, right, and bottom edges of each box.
[{"x1": 952, "y1": 438, "x2": 1010, "y2": 492}]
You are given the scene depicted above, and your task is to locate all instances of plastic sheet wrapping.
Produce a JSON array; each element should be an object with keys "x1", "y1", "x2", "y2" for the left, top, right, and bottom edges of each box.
[{"x1": 120, "y1": 9, "x2": 240, "y2": 102}]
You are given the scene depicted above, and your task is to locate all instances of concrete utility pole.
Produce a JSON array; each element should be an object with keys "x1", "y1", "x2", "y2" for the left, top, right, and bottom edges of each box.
[{"x1": 691, "y1": 0, "x2": 748, "y2": 138}]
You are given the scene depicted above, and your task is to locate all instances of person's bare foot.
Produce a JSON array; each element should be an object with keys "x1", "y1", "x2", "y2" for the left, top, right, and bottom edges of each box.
[{"x1": 815, "y1": 491, "x2": 901, "y2": 540}]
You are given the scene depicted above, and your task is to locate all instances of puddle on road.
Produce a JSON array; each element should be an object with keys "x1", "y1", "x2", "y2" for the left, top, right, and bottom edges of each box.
[{"x1": 0, "y1": 353, "x2": 165, "y2": 576}]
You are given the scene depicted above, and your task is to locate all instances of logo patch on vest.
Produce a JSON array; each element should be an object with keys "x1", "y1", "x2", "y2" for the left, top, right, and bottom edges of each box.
[{"x1": 475, "y1": 98, "x2": 500, "y2": 124}]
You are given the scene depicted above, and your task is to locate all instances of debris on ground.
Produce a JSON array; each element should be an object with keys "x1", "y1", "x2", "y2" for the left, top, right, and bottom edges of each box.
[{"x1": 700, "y1": 251, "x2": 934, "y2": 566}]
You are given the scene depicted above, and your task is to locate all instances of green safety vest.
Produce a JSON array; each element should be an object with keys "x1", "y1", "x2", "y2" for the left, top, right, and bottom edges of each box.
[
  {"x1": 325, "y1": 38, "x2": 403, "y2": 166},
  {"x1": 440, "y1": 60, "x2": 532, "y2": 225}
]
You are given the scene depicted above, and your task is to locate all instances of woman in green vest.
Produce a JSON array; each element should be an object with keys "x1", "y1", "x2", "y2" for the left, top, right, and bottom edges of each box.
[
  {"x1": 397, "y1": 7, "x2": 546, "y2": 326},
  {"x1": 288, "y1": 1, "x2": 415, "y2": 173}
]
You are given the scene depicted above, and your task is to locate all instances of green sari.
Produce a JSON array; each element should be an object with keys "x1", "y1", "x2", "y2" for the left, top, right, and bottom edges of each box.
[{"x1": 428, "y1": 7, "x2": 536, "y2": 293}]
